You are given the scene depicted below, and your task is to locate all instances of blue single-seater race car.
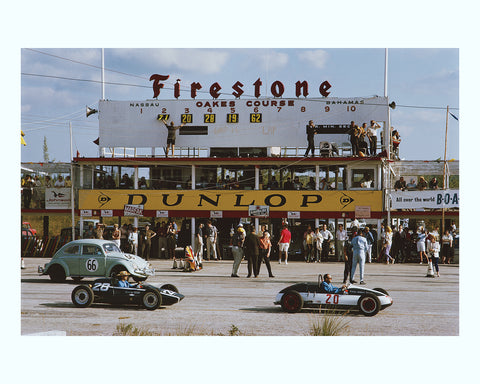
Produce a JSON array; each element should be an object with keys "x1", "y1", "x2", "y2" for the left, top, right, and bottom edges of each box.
[
  {"x1": 275, "y1": 275, "x2": 393, "y2": 316},
  {"x1": 71, "y1": 277, "x2": 184, "y2": 310}
]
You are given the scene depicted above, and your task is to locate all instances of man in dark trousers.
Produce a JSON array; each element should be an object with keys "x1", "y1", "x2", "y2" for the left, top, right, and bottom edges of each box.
[
  {"x1": 244, "y1": 227, "x2": 261, "y2": 278},
  {"x1": 304, "y1": 120, "x2": 317, "y2": 157}
]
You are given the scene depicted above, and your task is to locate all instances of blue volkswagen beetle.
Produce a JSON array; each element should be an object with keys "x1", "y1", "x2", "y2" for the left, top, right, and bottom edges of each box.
[{"x1": 38, "y1": 239, "x2": 155, "y2": 283}]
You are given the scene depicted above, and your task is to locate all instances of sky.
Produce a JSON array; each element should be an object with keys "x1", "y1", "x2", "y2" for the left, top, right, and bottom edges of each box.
[{"x1": 20, "y1": 47, "x2": 459, "y2": 163}]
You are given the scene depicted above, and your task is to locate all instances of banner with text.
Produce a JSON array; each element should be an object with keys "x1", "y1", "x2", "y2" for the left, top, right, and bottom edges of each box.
[
  {"x1": 45, "y1": 188, "x2": 71, "y2": 209},
  {"x1": 79, "y1": 189, "x2": 382, "y2": 213},
  {"x1": 390, "y1": 190, "x2": 459, "y2": 210}
]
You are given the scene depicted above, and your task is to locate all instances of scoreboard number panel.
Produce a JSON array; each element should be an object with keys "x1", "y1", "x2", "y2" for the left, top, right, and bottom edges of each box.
[
  {"x1": 250, "y1": 113, "x2": 262, "y2": 123},
  {"x1": 226, "y1": 113, "x2": 239, "y2": 123},
  {"x1": 204, "y1": 114, "x2": 216, "y2": 123},
  {"x1": 181, "y1": 114, "x2": 193, "y2": 124}
]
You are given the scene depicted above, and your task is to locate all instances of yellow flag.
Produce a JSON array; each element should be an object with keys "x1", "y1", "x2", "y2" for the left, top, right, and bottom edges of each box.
[{"x1": 21, "y1": 130, "x2": 26, "y2": 146}]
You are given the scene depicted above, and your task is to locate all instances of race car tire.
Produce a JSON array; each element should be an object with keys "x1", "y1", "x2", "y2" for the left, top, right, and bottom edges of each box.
[
  {"x1": 280, "y1": 290, "x2": 304, "y2": 313},
  {"x1": 358, "y1": 293, "x2": 381, "y2": 316},
  {"x1": 160, "y1": 284, "x2": 179, "y2": 293},
  {"x1": 71, "y1": 285, "x2": 94, "y2": 308},
  {"x1": 142, "y1": 289, "x2": 162, "y2": 310},
  {"x1": 49, "y1": 265, "x2": 66, "y2": 283},
  {"x1": 373, "y1": 288, "x2": 389, "y2": 296}
]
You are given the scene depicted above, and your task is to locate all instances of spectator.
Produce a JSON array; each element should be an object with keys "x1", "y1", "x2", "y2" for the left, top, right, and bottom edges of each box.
[
  {"x1": 359, "y1": 123, "x2": 369, "y2": 155},
  {"x1": 384, "y1": 226, "x2": 394, "y2": 264},
  {"x1": 267, "y1": 176, "x2": 279, "y2": 190},
  {"x1": 392, "y1": 225, "x2": 407, "y2": 263},
  {"x1": 364, "y1": 226, "x2": 375, "y2": 263},
  {"x1": 194, "y1": 223, "x2": 204, "y2": 264},
  {"x1": 347, "y1": 121, "x2": 360, "y2": 157},
  {"x1": 54, "y1": 175, "x2": 65, "y2": 187},
  {"x1": 142, "y1": 224, "x2": 156, "y2": 261},
  {"x1": 304, "y1": 227, "x2": 314, "y2": 262},
  {"x1": 245, "y1": 227, "x2": 261, "y2": 278},
  {"x1": 304, "y1": 120, "x2": 317, "y2": 157},
  {"x1": 392, "y1": 129, "x2": 401, "y2": 159},
  {"x1": 119, "y1": 174, "x2": 132, "y2": 189},
  {"x1": 128, "y1": 227, "x2": 139, "y2": 255},
  {"x1": 319, "y1": 224, "x2": 334, "y2": 262},
  {"x1": 84, "y1": 224, "x2": 95, "y2": 239},
  {"x1": 394, "y1": 177, "x2": 407, "y2": 191},
  {"x1": 429, "y1": 177, "x2": 439, "y2": 190},
  {"x1": 278, "y1": 223, "x2": 291, "y2": 264},
  {"x1": 64, "y1": 175, "x2": 72, "y2": 187},
  {"x1": 112, "y1": 224, "x2": 121, "y2": 248},
  {"x1": 441, "y1": 229, "x2": 454, "y2": 264},
  {"x1": 258, "y1": 230, "x2": 274, "y2": 277},
  {"x1": 205, "y1": 220, "x2": 218, "y2": 261},
  {"x1": 427, "y1": 234, "x2": 441, "y2": 277},
  {"x1": 44, "y1": 175, "x2": 53, "y2": 188},
  {"x1": 33, "y1": 175, "x2": 43, "y2": 208},
  {"x1": 406, "y1": 178, "x2": 417, "y2": 190},
  {"x1": 166, "y1": 222, "x2": 177, "y2": 260},
  {"x1": 230, "y1": 224, "x2": 245, "y2": 278},
  {"x1": 283, "y1": 177, "x2": 294, "y2": 190},
  {"x1": 360, "y1": 174, "x2": 373, "y2": 188},
  {"x1": 416, "y1": 227, "x2": 428, "y2": 264},
  {"x1": 336, "y1": 224, "x2": 347, "y2": 262},
  {"x1": 293, "y1": 176, "x2": 303, "y2": 190},
  {"x1": 94, "y1": 223, "x2": 105, "y2": 239},
  {"x1": 417, "y1": 177, "x2": 428, "y2": 190},
  {"x1": 312, "y1": 227, "x2": 323, "y2": 263},
  {"x1": 306, "y1": 177, "x2": 316, "y2": 190},
  {"x1": 138, "y1": 176, "x2": 148, "y2": 189},
  {"x1": 367, "y1": 120, "x2": 381, "y2": 155},
  {"x1": 350, "y1": 229, "x2": 368, "y2": 284},
  {"x1": 120, "y1": 224, "x2": 129, "y2": 252},
  {"x1": 105, "y1": 175, "x2": 116, "y2": 189}
]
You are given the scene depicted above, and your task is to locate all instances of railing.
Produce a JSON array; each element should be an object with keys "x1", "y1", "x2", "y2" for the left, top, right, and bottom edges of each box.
[{"x1": 21, "y1": 235, "x2": 70, "y2": 258}]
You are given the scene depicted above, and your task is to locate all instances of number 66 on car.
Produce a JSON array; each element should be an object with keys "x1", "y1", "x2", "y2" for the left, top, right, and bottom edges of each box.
[{"x1": 275, "y1": 275, "x2": 393, "y2": 316}]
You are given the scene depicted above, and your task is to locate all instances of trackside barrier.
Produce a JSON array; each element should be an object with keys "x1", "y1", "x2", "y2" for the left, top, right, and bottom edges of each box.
[{"x1": 21, "y1": 235, "x2": 70, "y2": 258}]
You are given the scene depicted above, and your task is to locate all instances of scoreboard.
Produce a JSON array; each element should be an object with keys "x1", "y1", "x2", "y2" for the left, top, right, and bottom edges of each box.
[{"x1": 98, "y1": 96, "x2": 388, "y2": 149}]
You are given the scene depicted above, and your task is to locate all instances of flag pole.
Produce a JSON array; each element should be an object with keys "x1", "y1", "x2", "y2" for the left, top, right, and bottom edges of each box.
[{"x1": 442, "y1": 106, "x2": 449, "y2": 232}]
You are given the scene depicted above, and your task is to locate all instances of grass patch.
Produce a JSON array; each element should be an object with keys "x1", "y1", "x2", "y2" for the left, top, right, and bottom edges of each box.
[
  {"x1": 308, "y1": 307, "x2": 350, "y2": 336},
  {"x1": 114, "y1": 322, "x2": 247, "y2": 336}
]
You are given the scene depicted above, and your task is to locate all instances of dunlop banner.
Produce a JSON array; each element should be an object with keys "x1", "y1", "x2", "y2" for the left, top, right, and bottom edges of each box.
[{"x1": 79, "y1": 189, "x2": 382, "y2": 212}]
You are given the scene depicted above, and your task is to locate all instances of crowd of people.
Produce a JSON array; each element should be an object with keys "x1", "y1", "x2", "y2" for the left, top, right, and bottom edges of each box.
[
  {"x1": 21, "y1": 174, "x2": 72, "y2": 209},
  {"x1": 394, "y1": 176, "x2": 440, "y2": 191}
]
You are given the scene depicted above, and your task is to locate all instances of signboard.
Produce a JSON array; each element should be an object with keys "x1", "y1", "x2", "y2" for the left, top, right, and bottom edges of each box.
[
  {"x1": 101, "y1": 209, "x2": 113, "y2": 217},
  {"x1": 45, "y1": 188, "x2": 71, "y2": 209},
  {"x1": 249, "y1": 205, "x2": 270, "y2": 218},
  {"x1": 98, "y1": 96, "x2": 388, "y2": 148},
  {"x1": 355, "y1": 205, "x2": 371, "y2": 219},
  {"x1": 156, "y1": 210, "x2": 169, "y2": 217},
  {"x1": 390, "y1": 190, "x2": 459, "y2": 210},
  {"x1": 210, "y1": 211, "x2": 223, "y2": 218},
  {"x1": 80, "y1": 209, "x2": 92, "y2": 217},
  {"x1": 288, "y1": 211, "x2": 301, "y2": 219},
  {"x1": 124, "y1": 204, "x2": 144, "y2": 216},
  {"x1": 80, "y1": 190, "x2": 382, "y2": 212}
]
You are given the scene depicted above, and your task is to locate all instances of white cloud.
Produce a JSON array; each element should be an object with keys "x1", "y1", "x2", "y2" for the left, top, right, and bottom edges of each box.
[
  {"x1": 111, "y1": 48, "x2": 230, "y2": 75},
  {"x1": 298, "y1": 49, "x2": 329, "y2": 69}
]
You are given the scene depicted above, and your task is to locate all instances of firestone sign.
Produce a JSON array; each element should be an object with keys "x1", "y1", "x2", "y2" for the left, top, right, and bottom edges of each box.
[{"x1": 149, "y1": 74, "x2": 332, "y2": 99}]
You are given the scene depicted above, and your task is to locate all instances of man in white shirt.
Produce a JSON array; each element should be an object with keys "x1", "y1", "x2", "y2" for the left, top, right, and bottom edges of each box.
[
  {"x1": 319, "y1": 224, "x2": 333, "y2": 262},
  {"x1": 367, "y1": 120, "x2": 381, "y2": 155},
  {"x1": 336, "y1": 224, "x2": 348, "y2": 261}
]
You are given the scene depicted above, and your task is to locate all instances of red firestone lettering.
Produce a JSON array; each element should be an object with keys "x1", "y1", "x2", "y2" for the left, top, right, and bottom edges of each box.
[
  {"x1": 253, "y1": 78, "x2": 262, "y2": 98},
  {"x1": 149, "y1": 74, "x2": 170, "y2": 98},
  {"x1": 270, "y1": 81, "x2": 285, "y2": 98},
  {"x1": 191, "y1": 82, "x2": 202, "y2": 99},
  {"x1": 232, "y1": 81, "x2": 244, "y2": 98},
  {"x1": 295, "y1": 80, "x2": 309, "y2": 97},
  {"x1": 319, "y1": 80, "x2": 332, "y2": 97},
  {"x1": 210, "y1": 82, "x2": 222, "y2": 99}
]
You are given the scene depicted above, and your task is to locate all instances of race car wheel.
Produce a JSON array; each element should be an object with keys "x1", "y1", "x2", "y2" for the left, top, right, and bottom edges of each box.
[
  {"x1": 142, "y1": 289, "x2": 162, "y2": 310},
  {"x1": 358, "y1": 293, "x2": 381, "y2": 316},
  {"x1": 373, "y1": 288, "x2": 389, "y2": 296},
  {"x1": 160, "y1": 284, "x2": 179, "y2": 293},
  {"x1": 71, "y1": 285, "x2": 94, "y2": 308},
  {"x1": 49, "y1": 265, "x2": 66, "y2": 283},
  {"x1": 280, "y1": 290, "x2": 304, "y2": 313}
]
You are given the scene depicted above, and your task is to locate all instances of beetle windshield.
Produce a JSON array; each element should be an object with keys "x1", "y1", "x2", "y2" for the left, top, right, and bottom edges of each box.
[{"x1": 103, "y1": 243, "x2": 122, "y2": 253}]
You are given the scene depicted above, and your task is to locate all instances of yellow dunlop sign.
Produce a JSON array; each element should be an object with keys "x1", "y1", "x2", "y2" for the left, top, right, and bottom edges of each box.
[{"x1": 79, "y1": 189, "x2": 382, "y2": 212}]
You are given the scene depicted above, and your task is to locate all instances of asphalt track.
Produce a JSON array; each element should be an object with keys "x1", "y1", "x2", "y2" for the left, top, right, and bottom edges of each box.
[{"x1": 21, "y1": 257, "x2": 459, "y2": 336}]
